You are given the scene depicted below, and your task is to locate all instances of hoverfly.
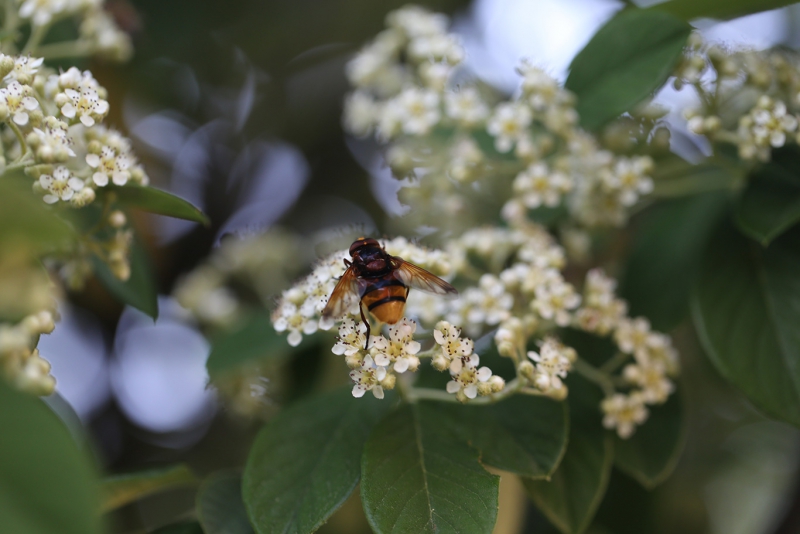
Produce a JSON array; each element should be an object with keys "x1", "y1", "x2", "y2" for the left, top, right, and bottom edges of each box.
[{"x1": 322, "y1": 237, "x2": 458, "y2": 349}]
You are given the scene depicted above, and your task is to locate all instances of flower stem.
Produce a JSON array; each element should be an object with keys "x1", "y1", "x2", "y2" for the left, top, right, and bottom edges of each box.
[
  {"x1": 21, "y1": 22, "x2": 49, "y2": 56},
  {"x1": 8, "y1": 120, "x2": 27, "y2": 156},
  {"x1": 406, "y1": 377, "x2": 528, "y2": 405},
  {"x1": 600, "y1": 351, "x2": 630, "y2": 374},
  {"x1": 33, "y1": 40, "x2": 93, "y2": 60}
]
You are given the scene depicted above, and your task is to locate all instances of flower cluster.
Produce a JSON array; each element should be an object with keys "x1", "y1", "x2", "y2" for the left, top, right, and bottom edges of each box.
[
  {"x1": 343, "y1": 5, "x2": 660, "y2": 233},
  {"x1": 0, "y1": 309, "x2": 58, "y2": 395},
  {"x1": 270, "y1": 236, "x2": 453, "y2": 347},
  {"x1": 676, "y1": 33, "x2": 800, "y2": 162}
]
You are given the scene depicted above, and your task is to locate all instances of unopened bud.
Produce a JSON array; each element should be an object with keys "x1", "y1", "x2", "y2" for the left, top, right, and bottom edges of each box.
[
  {"x1": 108, "y1": 210, "x2": 126, "y2": 228},
  {"x1": 518, "y1": 360, "x2": 535, "y2": 382},
  {"x1": 380, "y1": 373, "x2": 396, "y2": 390}
]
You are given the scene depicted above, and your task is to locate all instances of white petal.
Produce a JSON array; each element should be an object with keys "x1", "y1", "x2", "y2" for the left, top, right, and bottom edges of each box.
[
  {"x1": 376, "y1": 366, "x2": 387, "y2": 381},
  {"x1": 85, "y1": 153, "x2": 100, "y2": 167},
  {"x1": 39, "y1": 175, "x2": 53, "y2": 187},
  {"x1": 372, "y1": 386, "x2": 384, "y2": 400},
  {"x1": 374, "y1": 354, "x2": 390, "y2": 367},
  {"x1": 19, "y1": 2, "x2": 34, "y2": 17},
  {"x1": 94, "y1": 100, "x2": 109, "y2": 114},
  {"x1": 449, "y1": 358, "x2": 462, "y2": 374},
  {"x1": 446, "y1": 381, "x2": 460, "y2": 393},
  {"x1": 405, "y1": 340, "x2": 421, "y2": 355},
  {"x1": 61, "y1": 103, "x2": 76, "y2": 118},
  {"x1": 302, "y1": 321, "x2": 318, "y2": 335},
  {"x1": 64, "y1": 89, "x2": 79, "y2": 99},
  {"x1": 394, "y1": 358, "x2": 409, "y2": 373},
  {"x1": 80, "y1": 114, "x2": 95, "y2": 127},
  {"x1": 13, "y1": 112, "x2": 28, "y2": 125},
  {"x1": 465, "y1": 385, "x2": 478, "y2": 399},
  {"x1": 287, "y1": 331, "x2": 302, "y2": 347},
  {"x1": 331, "y1": 343, "x2": 346, "y2": 355},
  {"x1": 22, "y1": 97, "x2": 38, "y2": 111},
  {"x1": 477, "y1": 367, "x2": 492, "y2": 382},
  {"x1": 68, "y1": 177, "x2": 84, "y2": 191},
  {"x1": 42, "y1": 194, "x2": 58, "y2": 204},
  {"x1": 352, "y1": 385, "x2": 366, "y2": 398},
  {"x1": 61, "y1": 189, "x2": 74, "y2": 201},
  {"x1": 92, "y1": 173, "x2": 108, "y2": 186},
  {"x1": 433, "y1": 329, "x2": 445, "y2": 345}
]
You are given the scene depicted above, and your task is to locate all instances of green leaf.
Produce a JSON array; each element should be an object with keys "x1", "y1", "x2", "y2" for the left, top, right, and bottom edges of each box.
[
  {"x1": 524, "y1": 375, "x2": 613, "y2": 534},
  {"x1": 150, "y1": 522, "x2": 204, "y2": 534},
  {"x1": 649, "y1": 0, "x2": 799, "y2": 22},
  {"x1": 446, "y1": 395, "x2": 568, "y2": 479},
  {"x1": 566, "y1": 9, "x2": 691, "y2": 131},
  {"x1": 0, "y1": 176, "x2": 73, "y2": 252},
  {"x1": 207, "y1": 312, "x2": 294, "y2": 378},
  {"x1": 0, "y1": 380, "x2": 101, "y2": 534},
  {"x1": 92, "y1": 240, "x2": 159, "y2": 319},
  {"x1": 361, "y1": 402, "x2": 499, "y2": 534},
  {"x1": 243, "y1": 387, "x2": 391, "y2": 534},
  {"x1": 620, "y1": 190, "x2": 729, "y2": 330},
  {"x1": 197, "y1": 472, "x2": 254, "y2": 534},
  {"x1": 102, "y1": 464, "x2": 197, "y2": 512},
  {"x1": 736, "y1": 153, "x2": 800, "y2": 246},
  {"x1": 614, "y1": 389, "x2": 686, "y2": 488},
  {"x1": 113, "y1": 185, "x2": 209, "y2": 226},
  {"x1": 692, "y1": 222, "x2": 800, "y2": 426}
]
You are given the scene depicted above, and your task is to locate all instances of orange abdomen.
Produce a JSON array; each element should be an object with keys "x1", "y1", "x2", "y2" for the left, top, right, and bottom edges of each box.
[{"x1": 360, "y1": 280, "x2": 408, "y2": 325}]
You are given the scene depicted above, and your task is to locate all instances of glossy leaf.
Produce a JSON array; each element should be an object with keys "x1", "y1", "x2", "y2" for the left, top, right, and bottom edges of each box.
[
  {"x1": 620, "y1": 191, "x2": 729, "y2": 330},
  {"x1": 524, "y1": 375, "x2": 613, "y2": 534},
  {"x1": 243, "y1": 388, "x2": 391, "y2": 534},
  {"x1": 736, "y1": 154, "x2": 800, "y2": 246},
  {"x1": 197, "y1": 472, "x2": 254, "y2": 534},
  {"x1": 92, "y1": 241, "x2": 159, "y2": 319},
  {"x1": 614, "y1": 390, "x2": 686, "y2": 488},
  {"x1": 361, "y1": 402, "x2": 499, "y2": 534},
  {"x1": 102, "y1": 464, "x2": 197, "y2": 512},
  {"x1": 114, "y1": 185, "x2": 209, "y2": 226},
  {"x1": 692, "y1": 223, "x2": 800, "y2": 426},
  {"x1": 0, "y1": 380, "x2": 101, "y2": 534},
  {"x1": 566, "y1": 9, "x2": 691, "y2": 131},
  {"x1": 649, "y1": 0, "x2": 798, "y2": 21},
  {"x1": 447, "y1": 395, "x2": 568, "y2": 478},
  {"x1": 206, "y1": 312, "x2": 293, "y2": 378}
]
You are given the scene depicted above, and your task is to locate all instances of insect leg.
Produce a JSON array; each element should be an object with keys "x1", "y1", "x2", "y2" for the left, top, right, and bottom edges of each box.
[{"x1": 360, "y1": 304, "x2": 371, "y2": 351}]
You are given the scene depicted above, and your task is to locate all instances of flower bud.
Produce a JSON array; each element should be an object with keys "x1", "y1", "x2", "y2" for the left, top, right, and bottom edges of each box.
[
  {"x1": 345, "y1": 353, "x2": 364, "y2": 369},
  {"x1": 431, "y1": 354, "x2": 449, "y2": 371},
  {"x1": 380, "y1": 373, "x2": 396, "y2": 390},
  {"x1": 477, "y1": 381, "x2": 493, "y2": 396},
  {"x1": 518, "y1": 360, "x2": 535, "y2": 382},
  {"x1": 489, "y1": 375, "x2": 505, "y2": 393},
  {"x1": 0, "y1": 55, "x2": 13, "y2": 78},
  {"x1": 547, "y1": 385, "x2": 568, "y2": 401},
  {"x1": 0, "y1": 103, "x2": 8, "y2": 121},
  {"x1": 108, "y1": 210, "x2": 127, "y2": 228}
]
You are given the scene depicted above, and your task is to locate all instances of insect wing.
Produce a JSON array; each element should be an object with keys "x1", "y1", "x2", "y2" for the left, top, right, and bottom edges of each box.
[
  {"x1": 322, "y1": 265, "x2": 359, "y2": 319},
  {"x1": 391, "y1": 258, "x2": 458, "y2": 297}
]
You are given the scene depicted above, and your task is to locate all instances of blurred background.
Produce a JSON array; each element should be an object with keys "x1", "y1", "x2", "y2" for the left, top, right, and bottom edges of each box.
[{"x1": 43, "y1": 0, "x2": 800, "y2": 532}]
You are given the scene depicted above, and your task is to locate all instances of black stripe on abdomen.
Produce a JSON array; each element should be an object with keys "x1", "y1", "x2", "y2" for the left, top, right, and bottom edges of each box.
[
  {"x1": 368, "y1": 295, "x2": 406, "y2": 311},
  {"x1": 362, "y1": 278, "x2": 406, "y2": 296}
]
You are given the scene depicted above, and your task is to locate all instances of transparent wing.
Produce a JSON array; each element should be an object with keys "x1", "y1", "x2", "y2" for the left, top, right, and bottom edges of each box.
[
  {"x1": 391, "y1": 257, "x2": 458, "y2": 298},
  {"x1": 322, "y1": 265, "x2": 359, "y2": 319}
]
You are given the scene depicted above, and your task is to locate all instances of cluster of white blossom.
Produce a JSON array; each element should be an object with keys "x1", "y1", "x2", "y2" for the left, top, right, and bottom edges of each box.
[
  {"x1": 0, "y1": 308, "x2": 58, "y2": 395},
  {"x1": 676, "y1": 32, "x2": 800, "y2": 162},
  {"x1": 343, "y1": 5, "x2": 658, "y2": 233},
  {"x1": 270, "y1": 236, "x2": 453, "y2": 348},
  {"x1": 18, "y1": 0, "x2": 132, "y2": 61}
]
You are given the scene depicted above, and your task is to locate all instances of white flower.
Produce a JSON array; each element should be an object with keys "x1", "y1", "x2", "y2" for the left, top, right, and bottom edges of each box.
[
  {"x1": 29, "y1": 121, "x2": 75, "y2": 162},
  {"x1": 574, "y1": 269, "x2": 628, "y2": 335},
  {"x1": 0, "y1": 81, "x2": 39, "y2": 125},
  {"x1": 57, "y1": 67, "x2": 102, "y2": 92},
  {"x1": 86, "y1": 145, "x2": 133, "y2": 186},
  {"x1": 332, "y1": 317, "x2": 367, "y2": 357},
  {"x1": 4, "y1": 56, "x2": 44, "y2": 84},
  {"x1": 623, "y1": 361, "x2": 674, "y2": 404},
  {"x1": 39, "y1": 166, "x2": 85, "y2": 204},
  {"x1": 386, "y1": 6, "x2": 448, "y2": 39},
  {"x1": 431, "y1": 320, "x2": 474, "y2": 370},
  {"x1": 445, "y1": 87, "x2": 489, "y2": 126},
  {"x1": 446, "y1": 364, "x2": 493, "y2": 400},
  {"x1": 343, "y1": 91, "x2": 379, "y2": 137},
  {"x1": 272, "y1": 300, "x2": 318, "y2": 347},
  {"x1": 455, "y1": 274, "x2": 513, "y2": 328},
  {"x1": 517, "y1": 61, "x2": 560, "y2": 110},
  {"x1": 350, "y1": 355, "x2": 386, "y2": 399},
  {"x1": 614, "y1": 317, "x2": 657, "y2": 361},
  {"x1": 392, "y1": 87, "x2": 441, "y2": 136},
  {"x1": 532, "y1": 275, "x2": 581, "y2": 326},
  {"x1": 527, "y1": 337, "x2": 574, "y2": 392},
  {"x1": 407, "y1": 33, "x2": 464, "y2": 64},
  {"x1": 602, "y1": 392, "x2": 649, "y2": 439},
  {"x1": 599, "y1": 156, "x2": 654, "y2": 206},
  {"x1": 370, "y1": 317, "x2": 421, "y2": 373},
  {"x1": 19, "y1": 0, "x2": 67, "y2": 26},
  {"x1": 58, "y1": 86, "x2": 109, "y2": 127},
  {"x1": 513, "y1": 162, "x2": 573, "y2": 208},
  {"x1": 487, "y1": 102, "x2": 532, "y2": 153}
]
